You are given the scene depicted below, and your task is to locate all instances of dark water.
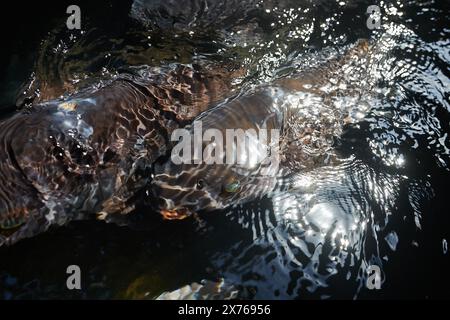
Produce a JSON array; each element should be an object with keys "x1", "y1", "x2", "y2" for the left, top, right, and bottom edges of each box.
[{"x1": 0, "y1": 0, "x2": 449, "y2": 299}]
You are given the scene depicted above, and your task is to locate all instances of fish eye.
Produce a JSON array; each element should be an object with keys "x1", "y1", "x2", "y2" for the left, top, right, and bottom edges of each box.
[
  {"x1": 0, "y1": 217, "x2": 26, "y2": 237},
  {"x1": 196, "y1": 179, "x2": 205, "y2": 190},
  {"x1": 223, "y1": 180, "x2": 241, "y2": 193}
]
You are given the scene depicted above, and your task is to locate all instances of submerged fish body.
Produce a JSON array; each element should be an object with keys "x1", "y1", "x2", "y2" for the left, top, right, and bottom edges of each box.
[
  {"x1": 0, "y1": 37, "x2": 373, "y2": 244},
  {"x1": 152, "y1": 39, "x2": 375, "y2": 216},
  {"x1": 0, "y1": 64, "x2": 237, "y2": 246},
  {"x1": 154, "y1": 87, "x2": 285, "y2": 216},
  {"x1": 0, "y1": 82, "x2": 166, "y2": 245}
]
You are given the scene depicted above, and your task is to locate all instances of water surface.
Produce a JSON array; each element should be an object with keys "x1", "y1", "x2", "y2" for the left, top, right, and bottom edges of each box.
[{"x1": 0, "y1": 0, "x2": 449, "y2": 299}]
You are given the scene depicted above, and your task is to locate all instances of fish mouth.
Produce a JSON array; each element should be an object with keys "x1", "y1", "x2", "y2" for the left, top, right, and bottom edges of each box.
[{"x1": 160, "y1": 208, "x2": 192, "y2": 220}]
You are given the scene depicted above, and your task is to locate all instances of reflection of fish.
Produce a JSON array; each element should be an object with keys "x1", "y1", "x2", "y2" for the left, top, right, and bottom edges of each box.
[
  {"x1": 152, "y1": 39, "x2": 373, "y2": 218},
  {"x1": 0, "y1": 64, "x2": 238, "y2": 246}
]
